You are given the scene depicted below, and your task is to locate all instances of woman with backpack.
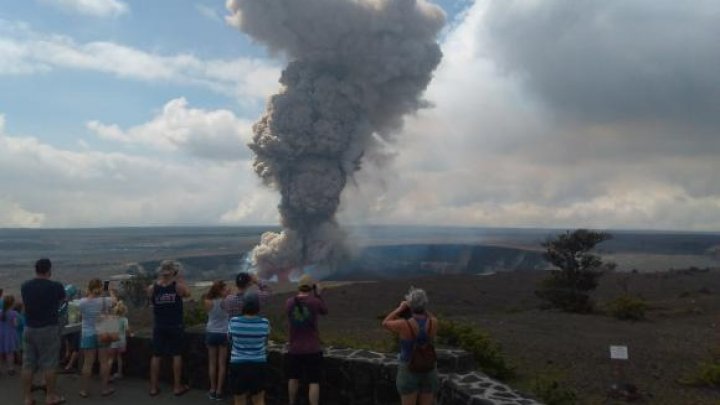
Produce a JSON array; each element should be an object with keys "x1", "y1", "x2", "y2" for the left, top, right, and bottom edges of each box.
[{"x1": 382, "y1": 287, "x2": 439, "y2": 405}]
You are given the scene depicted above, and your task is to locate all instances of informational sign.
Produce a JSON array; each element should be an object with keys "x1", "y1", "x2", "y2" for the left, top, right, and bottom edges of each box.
[{"x1": 610, "y1": 345, "x2": 629, "y2": 360}]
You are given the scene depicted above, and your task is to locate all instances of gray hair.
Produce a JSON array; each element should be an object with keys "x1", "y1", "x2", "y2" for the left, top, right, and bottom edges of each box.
[
  {"x1": 405, "y1": 287, "x2": 428, "y2": 313},
  {"x1": 157, "y1": 260, "x2": 182, "y2": 277}
]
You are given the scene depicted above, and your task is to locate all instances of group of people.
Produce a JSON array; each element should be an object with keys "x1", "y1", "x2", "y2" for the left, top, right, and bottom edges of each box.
[
  {"x1": 151, "y1": 260, "x2": 329, "y2": 405},
  {"x1": 8, "y1": 259, "x2": 132, "y2": 405},
  {"x1": 8, "y1": 257, "x2": 440, "y2": 405}
]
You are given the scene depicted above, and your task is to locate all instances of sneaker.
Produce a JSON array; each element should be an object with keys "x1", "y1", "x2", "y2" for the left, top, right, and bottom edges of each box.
[
  {"x1": 214, "y1": 393, "x2": 224, "y2": 401},
  {"x1": 207, "y1": 391, "x2": 216, "y2": 400}
]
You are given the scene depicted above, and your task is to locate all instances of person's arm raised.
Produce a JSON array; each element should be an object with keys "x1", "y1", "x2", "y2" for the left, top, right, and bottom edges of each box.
[
  {"x1": 382, "y1": 301, "x2": 409, "y2": 333},
  {"x1": 175, "y1": 273, "x2": 191, "y2": 298}
]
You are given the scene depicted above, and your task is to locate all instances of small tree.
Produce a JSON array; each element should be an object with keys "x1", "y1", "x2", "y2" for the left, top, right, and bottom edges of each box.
[{"x1": 536, "y1": 229, "x2": 615, "y2": 313}]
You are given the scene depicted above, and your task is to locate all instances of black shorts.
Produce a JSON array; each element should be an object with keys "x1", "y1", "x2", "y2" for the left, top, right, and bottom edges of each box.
[
  {"x1": 152, "y1": 326, "x2": 184, "y2": 356},
  {"x1": 230, "y1": 362, "x2": 267, "y2": 396},
  {"x1": 285, "y1": 352, "x2": 323, "y2": 383}
]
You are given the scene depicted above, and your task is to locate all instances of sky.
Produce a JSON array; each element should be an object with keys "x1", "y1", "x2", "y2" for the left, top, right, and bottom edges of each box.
[{"x1": 1, "y1": 0, "x2": 719, "y2": 231}]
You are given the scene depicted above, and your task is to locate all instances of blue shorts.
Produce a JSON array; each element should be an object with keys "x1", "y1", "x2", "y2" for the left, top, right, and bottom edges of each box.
[
  {"x1": 206, "y1": 332, "x2": 228, "y2": 347},
  {"x1": 396, "y1": 363, "x2": 439, "y2": 395},
  {"x1": 80, "y1": 334, "x2": 108, "y2": 350}
]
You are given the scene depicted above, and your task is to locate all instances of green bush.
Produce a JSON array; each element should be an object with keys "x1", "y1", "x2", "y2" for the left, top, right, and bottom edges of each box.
[
  {"x1": 530, "y1": 376, "x2": 578, "y2": 405},
  {"x1": 183, "y1": 301, "x2": 208, "y2": 327},
  {"x1": 679, "y1": 362, "x2": 720, "y2": 387},
  {"x1": 267, "y1": 314, "x2": 288, "y2": 343},
  {"x1": 607, "y1": 295, "x2": 648, "y2": 321},
  {"x1": 536, "y1": 276, "x2": 597, "y2": 313},
  {"x1": 437, "y1": 319, "x2": 515, "y2": 381}
]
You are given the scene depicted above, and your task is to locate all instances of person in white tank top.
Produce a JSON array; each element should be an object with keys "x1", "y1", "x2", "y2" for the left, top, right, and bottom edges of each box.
[{"x1": 204, "y1": 281, "x2": 230, "y2": 400}]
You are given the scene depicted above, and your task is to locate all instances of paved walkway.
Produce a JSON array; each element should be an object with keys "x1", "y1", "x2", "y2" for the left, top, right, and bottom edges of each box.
[{"x1": 0, "y1": 373, "x2": 214, "y2": 405}]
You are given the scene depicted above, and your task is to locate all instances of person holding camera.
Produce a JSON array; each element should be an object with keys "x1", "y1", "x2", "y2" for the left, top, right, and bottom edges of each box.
[
  {"x1": 382, "y1": 287, "x2": 439, "y2": 405},
  {"x1": 286, "y1": 274, "x2": 327, "y2": 405},
  {"x1": 147, "y1": 260, "x2": 191, "y2": 397}
]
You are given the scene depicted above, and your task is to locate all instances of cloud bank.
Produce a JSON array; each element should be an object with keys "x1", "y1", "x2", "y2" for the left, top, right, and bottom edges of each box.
[
  {"x1": 339, "y1": 0, "x2": 720, "y2": 231},
  {"x1": 87, "y1": 98, "x2": 254, "y2": 161},
  {"x1": 2, "y1": 1, "x2": 720, "y2": 231},
  {"x1": 38, "y1": 0, "x2": 129, "y2": 18},
  {"x1": 0, "y1": 20, "x2": 279, "y2": 102}
]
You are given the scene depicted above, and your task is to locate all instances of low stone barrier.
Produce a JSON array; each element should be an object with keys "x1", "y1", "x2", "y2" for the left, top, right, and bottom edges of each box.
[{"x1": 122, "y1": 331, "x2": 540, "y2": 404}]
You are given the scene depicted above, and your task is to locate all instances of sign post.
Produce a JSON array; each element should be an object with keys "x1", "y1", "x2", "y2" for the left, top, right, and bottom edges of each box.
[{"x1": 608, "y1": 345, "x2": 640, "y2": 401}]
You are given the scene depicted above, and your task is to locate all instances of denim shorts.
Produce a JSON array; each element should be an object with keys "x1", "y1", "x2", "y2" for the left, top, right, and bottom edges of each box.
[
  {"x1": 80, "y1": 334, "x2": 109, "y2": 350},
  {"x1": 23, "y1": 325, "x2": 61, "y2": 372},
  {"x1": 396, "y1": 363, "x2": 439, "y2": 395},
  {"x1": 206, "y1": 332, "x2": 228, "y2": 347}
]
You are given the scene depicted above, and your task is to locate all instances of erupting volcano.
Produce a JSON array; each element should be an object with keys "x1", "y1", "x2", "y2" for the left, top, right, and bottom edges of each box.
[{"x1": 226, "y1": 0, "x2": 445, "y2": 281}]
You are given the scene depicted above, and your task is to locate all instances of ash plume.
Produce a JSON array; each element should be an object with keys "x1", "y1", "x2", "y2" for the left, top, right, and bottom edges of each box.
[{"x1": 226, "y1": 0, "x2": 445, "y2": 280}]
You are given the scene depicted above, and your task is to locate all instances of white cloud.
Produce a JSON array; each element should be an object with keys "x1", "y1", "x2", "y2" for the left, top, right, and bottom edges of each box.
[
  {"x1": 0, "y1": 112, "x2": 269, "y2": 227},
  {"x1": 38, "y1": 0, "x2": 129, "y2": 18},
  {"x1": 87, "y1": 98, "x2": 254, "y2": 161},
  {"x1": 0, "y1": 198, "x2": 45, "y2": 228},
  {"x1": 220, "y1": 189, "x2": 279, "y2": 224},
  {"x1": 195, "y1": 4, "x2": 222, "y2": 22},
  {"x1": 0, "y1": 21, "x2": 280, "y2": 101}
]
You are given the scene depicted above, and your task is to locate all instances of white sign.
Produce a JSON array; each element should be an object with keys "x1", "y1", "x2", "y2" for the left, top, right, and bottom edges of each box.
[{"x1": 610, "y1": 345, "x2": 629, "y2": 360}]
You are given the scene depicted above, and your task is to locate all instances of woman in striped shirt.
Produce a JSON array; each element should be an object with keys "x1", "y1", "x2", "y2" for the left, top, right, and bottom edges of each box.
[{"x1": 228, "y1": 292, "x2": 270, "y2": 405}]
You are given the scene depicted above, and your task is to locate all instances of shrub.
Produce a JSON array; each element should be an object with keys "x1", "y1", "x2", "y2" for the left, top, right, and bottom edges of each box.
[
  {"x1": 679, "y1": 362, "x2": 720, "y2": 387},
  {"x1": 183, "y1": 301, "x2": 207, "y2": 327},
  {"x1": 530, "y1": 376, "x2": 577, "y2": 405},
  {"x1": 607, "y1": 295, "x2": 648, "y2": 321},
  {"x1": 436, "y1": 319, "x2": 515, "y2": 380},
  {"x1": 267, "y1": 314, "x2": 288, "y2": 343}
]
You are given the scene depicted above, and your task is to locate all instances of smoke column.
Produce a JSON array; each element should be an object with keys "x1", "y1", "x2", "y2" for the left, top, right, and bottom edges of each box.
[{"x1": 227, "y1": 0, "x2": 445, "y2": 280}]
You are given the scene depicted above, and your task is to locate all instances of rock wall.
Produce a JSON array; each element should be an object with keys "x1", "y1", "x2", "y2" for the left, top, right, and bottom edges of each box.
[{"x1": 122, "y1": 332, "x2": 541, "y2": 404}]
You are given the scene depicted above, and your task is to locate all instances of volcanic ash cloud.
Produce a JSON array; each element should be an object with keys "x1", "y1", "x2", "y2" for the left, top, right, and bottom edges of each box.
[{"x1": 227, "y1": 0, "x2": 445, "y2": 280}]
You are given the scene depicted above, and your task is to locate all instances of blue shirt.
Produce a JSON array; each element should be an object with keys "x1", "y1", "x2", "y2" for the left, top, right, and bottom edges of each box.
[{"x1": 229, "y1": 316, "x2": 270, "y2": 364}]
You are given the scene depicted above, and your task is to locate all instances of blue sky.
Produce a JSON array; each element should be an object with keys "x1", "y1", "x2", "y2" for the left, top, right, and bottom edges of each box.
[{"x1": 1, "y1": 0, "x2": 719, "y2": 231}]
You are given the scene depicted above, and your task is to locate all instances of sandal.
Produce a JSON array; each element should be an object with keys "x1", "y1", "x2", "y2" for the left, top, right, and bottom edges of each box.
[
  {"x1": 173, "y1": 385, "x2": 190, "y2": 396},
  {"x1": 101, "y1": 389, "x2": 115, "y2": 397},
  {"x1": 149, "y1": 389, "x2": 160, "y2": 397},
  {"x1": 46, "y1": 396, "x2": 67, "y2": 405},
  {"x1": 78, "y1": 391, "x2": 89, "y2": 398}
]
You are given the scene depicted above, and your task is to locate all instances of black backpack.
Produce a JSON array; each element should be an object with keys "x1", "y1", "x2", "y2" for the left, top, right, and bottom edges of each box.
[{"x1": 406, "y1": 317, "x2": 437, "y2": 373}]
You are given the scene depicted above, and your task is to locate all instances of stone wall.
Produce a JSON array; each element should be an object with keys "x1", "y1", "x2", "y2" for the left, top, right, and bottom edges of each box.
[{"x1": 122, "y1": 332, "x2": 541, "y2": 405}]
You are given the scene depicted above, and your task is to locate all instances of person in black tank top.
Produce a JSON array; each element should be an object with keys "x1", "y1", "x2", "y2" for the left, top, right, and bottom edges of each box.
[{"x1": 147, "y1": 260, "x2": 191, "y2": 397}]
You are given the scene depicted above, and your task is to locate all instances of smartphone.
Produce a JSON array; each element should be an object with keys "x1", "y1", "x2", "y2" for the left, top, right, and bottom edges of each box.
[{"x1": 103, "y1": 280, "x2": 110, "y2": 292}]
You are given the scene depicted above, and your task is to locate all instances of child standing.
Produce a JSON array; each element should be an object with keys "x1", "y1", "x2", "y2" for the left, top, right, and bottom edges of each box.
[
  {"x1": 204, "y1": 281, "x2": 230, "y2": 400},
  {"x1": 13, "y1": 302, "x2": 25, "y2": 368},
  {"x1": 0, "y1": 295, "x2": 19, "y2": 375},
  {"x1": 108, "y1": 301, "x2": 131, "y2": 380}
]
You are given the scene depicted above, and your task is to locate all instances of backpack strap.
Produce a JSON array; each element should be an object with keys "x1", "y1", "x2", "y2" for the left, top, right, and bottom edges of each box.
[
  {"x1": 405, "y1": 319, "x2": 415, "y2": 340},
  {"x1": 407, "y1": 316, "x2": 433, "y2": 342}
]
